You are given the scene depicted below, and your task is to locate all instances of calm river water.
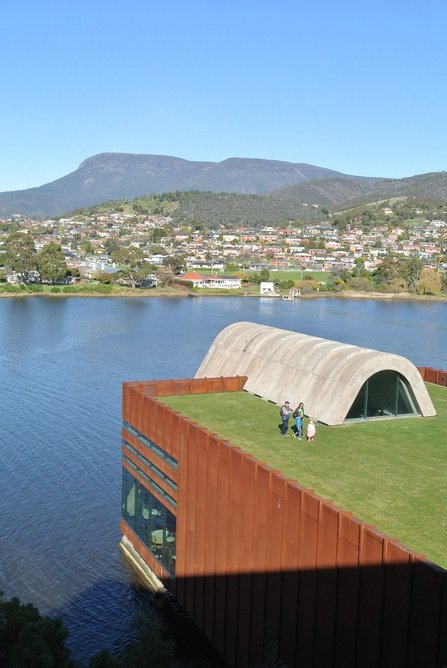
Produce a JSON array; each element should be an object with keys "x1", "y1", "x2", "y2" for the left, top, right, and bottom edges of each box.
[{"x1": 0, "y1": 296, "x2": 445, "y2": 664}]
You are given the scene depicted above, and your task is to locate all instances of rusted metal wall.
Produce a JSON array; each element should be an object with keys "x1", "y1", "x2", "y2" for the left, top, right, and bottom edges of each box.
[
  {"x1": 122, "y1": 377, "x2": 447, "y2": 668},
  {"x1": 417, "y1": 365, "x2": 447, "y2": 386}
]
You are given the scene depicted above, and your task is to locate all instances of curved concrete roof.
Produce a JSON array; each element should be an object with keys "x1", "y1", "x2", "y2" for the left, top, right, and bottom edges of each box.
[{"x1": 195, "y1": 322, "x2": 436, "y2": 425}]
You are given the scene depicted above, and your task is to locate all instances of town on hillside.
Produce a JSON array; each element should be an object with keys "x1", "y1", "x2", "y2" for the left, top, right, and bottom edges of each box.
[{"x1": 0, "y1": 199, "x2": 446, "y2": 295}]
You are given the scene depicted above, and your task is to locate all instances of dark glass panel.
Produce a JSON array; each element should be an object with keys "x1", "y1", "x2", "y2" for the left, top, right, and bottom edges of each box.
[
  {"x1": 121, "y1": 469, "x2": 176, "y2": 575},
  {"x1": 367, "y1": 370, "x2": 397, "y2": 417},
  {"x1": 397, "y1": 376, "x2": 419, "y2": 415},
  {"x1": 345, "y1": 371, "x2": 420, "y2": 421}
]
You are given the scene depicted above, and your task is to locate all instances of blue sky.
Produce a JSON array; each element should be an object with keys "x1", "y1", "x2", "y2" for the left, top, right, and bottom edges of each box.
[{"x1": 2, "y1": 0, "x2": 446, "y2": 191}]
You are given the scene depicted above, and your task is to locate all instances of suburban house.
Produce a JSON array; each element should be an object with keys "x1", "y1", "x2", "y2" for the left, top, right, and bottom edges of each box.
[{"x1": 179, "y1": 271, "x2": 241, "y2": 289}]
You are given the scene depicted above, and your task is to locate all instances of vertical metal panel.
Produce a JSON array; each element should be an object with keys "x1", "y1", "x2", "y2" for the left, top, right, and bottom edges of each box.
[
  {"x1": 295, "y1": 491, "x2": 320, "y2": 667},
  {"x1": 264, "y1": 474, "x2": 287, "y2": 667},
  {"x1": 314, "y1": 503, "x2": 339, "y2": 668},
  {"x1": 332, "y1": 515, "x2": 361, "y2": 667},
  {"x1": 356, "y1": 527, "x2": 385, "y2": 668},
  {"x1": 236, "y1": 455, "x2": 256, "y2": 667},
  {"x1": 279, "y1": 483, "x2": 302, "y2": 665},
  {"x1": 438, "y1": 573, "x2": 447, "y2": 667},
  {"x1": 175, "y1": 422, "x2": 189, "y2": 607},
  {"x1": 223, "y1": 447, "x2": 245, "y2": 667},
  {"x1": 155, "y1": 401, "x2": 168, "y2": 446},
  {"x1": 380, "y1": 542, "x2": 412, "y2": 668},
  {"x1": 183, "y1": 423, "x2": 199, "y2": 620},
  {"x1": 205, "y1": 377, "x2": 226, "y2": 393},
  {"x1": 192, "y1": 428, "x2": 210, "y2": 630},
  {"x1": 249, "y1": 464, "x2": 270, "y2": 662},
  {"x1": 406, "y1": 558, "x2": 444, "y2": 667},
  {"x1": 203, "y1": 434, "x2": 220, "y2": 642},
  {"x1": 191, "y1": 377, "x2": 208, "y2": 394},
  {"x1": 212, "y1": 440, "x2": 231, "y2": 657}
]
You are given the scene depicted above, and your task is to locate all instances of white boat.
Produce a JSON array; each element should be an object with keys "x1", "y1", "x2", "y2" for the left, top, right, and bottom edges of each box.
[{"x1": 282, "y1": 288, "x2": 301, "y2": 301}]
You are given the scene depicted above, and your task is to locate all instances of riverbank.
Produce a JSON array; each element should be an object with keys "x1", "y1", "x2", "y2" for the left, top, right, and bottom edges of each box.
[{"x1": 1, "y1": 287, "x2": 446, "y2": 301}]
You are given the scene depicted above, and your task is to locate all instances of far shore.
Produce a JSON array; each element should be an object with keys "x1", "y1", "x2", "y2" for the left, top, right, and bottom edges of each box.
[{"x1": 0, "y1": 288, "x2": 446, "y2": 302}]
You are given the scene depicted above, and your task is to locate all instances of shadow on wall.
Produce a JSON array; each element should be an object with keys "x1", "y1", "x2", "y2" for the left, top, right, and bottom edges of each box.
[{"x1": 170, "y1": 561, "x2": 447, "y2": 668}]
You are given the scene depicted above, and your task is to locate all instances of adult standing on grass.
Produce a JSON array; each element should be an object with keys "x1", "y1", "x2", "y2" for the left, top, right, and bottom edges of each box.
[
  {"x1": 280, "y1": 401, "x2": 293, "y2": 437},
  {"x1": 293, "y1": 402, "x2": 304, "y2": 439}
]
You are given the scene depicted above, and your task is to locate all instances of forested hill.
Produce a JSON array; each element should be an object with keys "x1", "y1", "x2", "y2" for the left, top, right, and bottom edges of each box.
[
  {"x1": 0, "y1": 152, "x2": 446, "y2": 219},
  {"x1": 0, "y1": 153, "x2": 361, "y2": 218},
  {"x1": 271, "y1": 171, "x2": 447, "y2": 210}
]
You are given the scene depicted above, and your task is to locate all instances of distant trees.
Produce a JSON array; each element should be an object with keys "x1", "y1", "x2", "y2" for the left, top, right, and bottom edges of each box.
[
  {"x1": 372, "y1": 255, "x2": 423, "y2": 292},
  {"x1": 111, "y1": 247, "x2": 151, "y2": 288},
  {"x1": 416, "y1": 268, "x2": 443, "y2": 295},
  {"x1": 154, "y1": 266, "x2": 176, "y2": 287},
  {"x1": 2, "y1": 232, "x2": 38, "y2": 283},
  {"x1": 37, "y1": 242, "x2": 68, "y2": 284},
  {"x1": 162, "y1": 255, "x2": 185, "y2": 275}
]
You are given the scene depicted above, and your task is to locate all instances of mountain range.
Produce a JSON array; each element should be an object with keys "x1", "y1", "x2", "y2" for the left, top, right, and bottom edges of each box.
[{"x1": 0, "y1": 152, "x2": 446, "y2": 219}]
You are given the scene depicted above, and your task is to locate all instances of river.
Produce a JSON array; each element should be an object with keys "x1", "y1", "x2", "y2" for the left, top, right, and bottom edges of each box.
[{"x1": 0, "y1": 296, "x2": 445, "y2": 664}]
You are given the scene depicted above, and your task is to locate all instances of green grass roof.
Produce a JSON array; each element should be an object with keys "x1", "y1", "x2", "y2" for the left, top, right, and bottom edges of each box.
[{"x1": 161, "y1": 383, "x2": 447, "y2": 568}]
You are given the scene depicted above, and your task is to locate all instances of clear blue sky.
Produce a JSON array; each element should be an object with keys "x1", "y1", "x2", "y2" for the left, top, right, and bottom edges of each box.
[{"x1": 2, "y1": 0, "x2": 446, "y2": 191}]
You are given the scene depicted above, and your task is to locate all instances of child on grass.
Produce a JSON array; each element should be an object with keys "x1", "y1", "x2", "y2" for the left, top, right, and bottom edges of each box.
[{"x1": 306, "y1": 419, "x2": 316, "y2": 442}]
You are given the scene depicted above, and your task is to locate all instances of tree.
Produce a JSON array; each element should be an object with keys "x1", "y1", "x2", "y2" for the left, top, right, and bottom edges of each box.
[
  {"x1": 93, "y1": 271, "x2": 114, "y2": 285},
  {"x1": 416, "y1": 268, "x2": 442, "y2": 295},
  {"x1": 162, "y1": 255, "x2": 185, "y2": 275},
  {"x1": 372, "y1": 255, "x2": 397, "y2": 288},
  {"x1": 104, "y1": 238, "x2": 120, "y2": 255},
  {"x1": 0, "y1": 593, "x2": 75, "y2": 667},
  {"x1": 154, "y1": 266, "x2": 176, "y2": 287},
  {"x1": 150, "y1": 228, "x2": 166, "y2": 244},
  {"x1": 80, "y1": 239, "x2": 96, "y2": 256},
  {"x1": 397, "y1": 257, "x2": 422, "y2": 290},
  {"x1": 351, "y1": 258, "x2": 369, "y2": 279},
  {"x1": 37, "y1": 242, "x2": 68, "y2": 284},
  {"x1": 3, "y1": 232, "x2": 38, "y2": 283},
  {"x1": 111, "y1": 247, "x2": 149, "y2": 288}
]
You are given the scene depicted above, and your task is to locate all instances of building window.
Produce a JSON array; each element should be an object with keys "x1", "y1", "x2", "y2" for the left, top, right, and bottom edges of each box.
[
  {"x1": 123, "y1": 421, "x2": 178, "y2": 469},
  {"x1": 123, "y1": 440, "x2": 177, "y2": 491},
  {"x1": 122, "y1": 468, "x2": 176, "y2": 575},
  {"x1": 123, "y1": 456, "x2": 177, "y2": 509},
  {"x1": 345, "y1": 371, "x2": 420, "y2": 420}
]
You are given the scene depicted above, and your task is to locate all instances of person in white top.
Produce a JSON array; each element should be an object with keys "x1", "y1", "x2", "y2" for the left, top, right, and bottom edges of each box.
[{"x1": 306, "y1": 420, "x2": 316, "y2": 442}]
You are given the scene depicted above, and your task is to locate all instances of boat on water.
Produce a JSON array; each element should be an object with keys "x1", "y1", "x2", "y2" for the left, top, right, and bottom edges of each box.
[{"x1": 281, "y1": 288, "x2": 301, "y2": 301}]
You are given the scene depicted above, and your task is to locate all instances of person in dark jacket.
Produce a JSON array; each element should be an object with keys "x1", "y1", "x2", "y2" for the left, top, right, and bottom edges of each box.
[{"x1": 279, "y1": 401, "x2": 293, "y2": 437}]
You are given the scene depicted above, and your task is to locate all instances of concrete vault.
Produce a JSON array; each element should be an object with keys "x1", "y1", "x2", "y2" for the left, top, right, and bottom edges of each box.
[{"x1": 195, "y1": 322, "x2": 436, "y2": 425}]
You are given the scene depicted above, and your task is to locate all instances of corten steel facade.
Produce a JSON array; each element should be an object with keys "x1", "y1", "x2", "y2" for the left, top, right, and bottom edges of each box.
[{"x1": 120, "y1": 374, "x2": 447, "y2": 668}]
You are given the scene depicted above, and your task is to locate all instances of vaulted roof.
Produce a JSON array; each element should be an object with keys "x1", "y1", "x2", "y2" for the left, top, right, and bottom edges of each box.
[{"x1": 195, "y1": 322, "x2": 436, "y2": 425}]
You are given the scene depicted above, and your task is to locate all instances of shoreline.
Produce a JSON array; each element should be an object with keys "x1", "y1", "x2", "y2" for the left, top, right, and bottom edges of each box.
[{"x1": 0, "y1": 289, "x2": 446, "y2": 302}]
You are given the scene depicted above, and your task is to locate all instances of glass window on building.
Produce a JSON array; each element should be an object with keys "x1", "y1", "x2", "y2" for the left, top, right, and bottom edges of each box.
[
  {"x1": 345, "y1": 371, "x2": 420, "y2": 421},
  {"x1": 122, "y1": 468, "x2": 176, "y2": 575}
]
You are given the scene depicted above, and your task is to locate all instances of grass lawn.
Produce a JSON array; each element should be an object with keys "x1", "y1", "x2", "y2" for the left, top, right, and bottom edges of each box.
[
  {"x1": 269, "y1": 270, "x2": 330, "y2": 283},
  {"x1": 161, "y1": 383, "x2": 447, "y2": 568}
]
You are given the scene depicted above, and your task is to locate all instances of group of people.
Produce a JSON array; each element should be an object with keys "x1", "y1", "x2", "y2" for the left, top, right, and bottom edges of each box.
[{"x1": 279, "y1": 401, "x2": 316, "y2": 442}]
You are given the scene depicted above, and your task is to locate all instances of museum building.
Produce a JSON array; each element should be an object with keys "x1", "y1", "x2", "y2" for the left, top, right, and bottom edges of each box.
[{"x1": 119, "y1": 323, "x2": 444, "y2": 668}]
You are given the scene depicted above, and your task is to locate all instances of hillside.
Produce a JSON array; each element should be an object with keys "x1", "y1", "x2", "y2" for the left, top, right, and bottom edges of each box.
[
  {"x1": 0, "y1": 153, "x2": 358, "y2": 218},
  {"x1": 272, "y1": 172, "x2": 447, "y2": 210},
  {"x1": 0, "y1": 152, "x2": 446, "y2": 220}
]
